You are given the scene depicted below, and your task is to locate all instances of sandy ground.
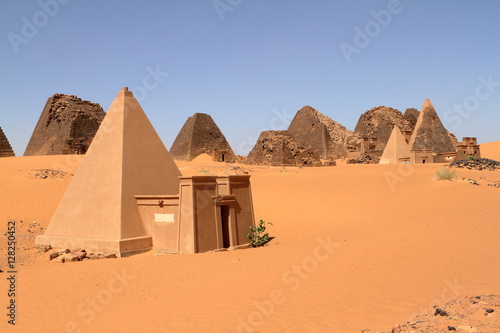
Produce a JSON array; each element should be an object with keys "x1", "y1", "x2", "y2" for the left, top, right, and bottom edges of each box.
[{"x1": 0, "y1": 143, "x2": 499, "y2": 332}]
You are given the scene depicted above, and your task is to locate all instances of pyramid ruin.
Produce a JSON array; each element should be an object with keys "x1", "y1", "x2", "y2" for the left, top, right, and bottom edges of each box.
[
  {"x1": 170, "y1": 113, "x2": 235, "y2": 162},
  {"x1": 288, "y1": 106, "x2": 362, "y2": 160},
  {"x1": 404, "y1": 108, "x2": 420, "y2": 124},
  {"x1": 409, "y1": 99, "x2": 457, "y2": 164},
  {"x1": 24, "y1": 94, "x2": 105, "y2": 156},
  {"x1": 246, "y1": 130, "x2": 321, "y2": 166},
  {"x1": 379, "y1": 126, "x2": 411, "y2": 164},
  {"x1": 354, "y1": 106, "x2": 416, "y2": 158},
  {"x1": 0, "y1": 127, "x2": 15, "y2": 157},
  {"x1": 37, "y1": 88, "x2": 255, "y2": 256}
]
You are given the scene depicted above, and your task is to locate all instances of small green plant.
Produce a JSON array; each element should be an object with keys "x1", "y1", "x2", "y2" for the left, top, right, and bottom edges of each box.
[
  {"x1": 247, "y1": 219, "x2": 273, "y2": 247},
  {"x1": 467, "y1": 156, "x2": 475, "y2": 161},
  {"x1": 435, "y1": 167, "x2": 457, "y2": 180}
]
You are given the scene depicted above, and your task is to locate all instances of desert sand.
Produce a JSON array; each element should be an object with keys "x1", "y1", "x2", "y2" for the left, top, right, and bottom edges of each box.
[{"x1": 0, "y1": 142, "x2": 499, "y2": 332}]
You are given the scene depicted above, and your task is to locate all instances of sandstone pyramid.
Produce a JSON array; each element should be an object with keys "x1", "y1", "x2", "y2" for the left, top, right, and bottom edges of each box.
[
  {"x1": 36, "y1": 88, "x2": 182, "y2": 255},
  {"x1": 246, "y1": 130, "x2": 321, "y2": 166},
  {"x1": 287, "y1": 106, "x2": 362, "y2": 160},
  {"x1": 408, "y1": 99, "x2": 456, "y2": 155},
  {"x1": 170, "y1": 113, "x2": 235, "y2": 162},
  {"x1": 379, "y1": 126, "x2": 411, "y2": 164},
  {"x1": 24, "y1": 94, "x2": 105, "y2": 156},
  {"x1": 404, "y1": 108, "x2": 420, "y2": 123},
  {"x1": 354, "y1": 106, "x2": 416, "y2": 154},
  {"x1": 0, "y1": 127, "x2": 15, "y2": 157}
]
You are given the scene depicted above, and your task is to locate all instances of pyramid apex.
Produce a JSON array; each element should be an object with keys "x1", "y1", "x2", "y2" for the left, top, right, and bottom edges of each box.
[
  {"x1": 118, "y1": 86, "x2": 133, "y2": 97},
  {"x1": 422, "y1": 98, "x2": 434, "y2": 111}
]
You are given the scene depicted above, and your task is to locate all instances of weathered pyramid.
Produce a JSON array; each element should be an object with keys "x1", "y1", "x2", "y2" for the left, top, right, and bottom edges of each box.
[
  {"x1": 24, "y1": 94, "x2": 105, "y2": 156},
  {"x1": 246, "y1": 130, "x2": 321, "y2": 166},
  {"x1": 379, "y1": 126, "x2": 410, "y2": 164},
  {"x1": 36, "y1": 88, "x2": 182, "y2": 255},
  {"x1": 0, "y1": 127, "x2": 15, "y2": 157},
  {"x1": 170, "y1": 113, "x2": 235, "y2": 162},
  {"x1": 409, "y1": 99, "x2": 456, "y2": 155},
  {"x1": 287, "y1": 106, "x2": 362, "y2": 160}
]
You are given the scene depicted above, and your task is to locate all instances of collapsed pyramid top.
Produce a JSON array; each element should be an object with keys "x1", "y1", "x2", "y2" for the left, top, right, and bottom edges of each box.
[
  {"x1": 37, "y1": 87, "x2": 182, "y2": 254},
  {"x1": 408, "y1": 98, "x2": 456, "y2": 154}
]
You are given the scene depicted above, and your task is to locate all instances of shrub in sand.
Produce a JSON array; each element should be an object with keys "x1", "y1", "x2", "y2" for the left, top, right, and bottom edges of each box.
[
  {"x1": 247, "y1": 219, "x2": 272, "y2": 247},
  {"x1": 435, "y1": 167, "x2": 457, "y2": 180}
]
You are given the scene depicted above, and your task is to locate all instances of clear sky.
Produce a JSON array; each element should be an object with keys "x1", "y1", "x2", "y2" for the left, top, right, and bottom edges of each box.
[{"x1": 1, "y1": 0, "x2": 499, "y2": 156}]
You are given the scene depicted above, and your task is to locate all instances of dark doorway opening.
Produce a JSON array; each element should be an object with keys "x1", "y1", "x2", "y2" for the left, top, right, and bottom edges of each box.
[
  {"x1": 221, "y1": 205, "x2": 230, "y2": 248},
  {"x1": 221, "y1": 153, "x2": 225, "y2": 162}
]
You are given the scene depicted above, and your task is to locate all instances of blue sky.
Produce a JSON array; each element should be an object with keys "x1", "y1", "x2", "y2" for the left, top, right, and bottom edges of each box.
[{"x1": 1, "y1": 0, "x2": 499, "y2": 156}]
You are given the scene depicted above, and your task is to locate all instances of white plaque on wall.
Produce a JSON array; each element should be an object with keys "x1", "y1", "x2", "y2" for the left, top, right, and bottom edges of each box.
[{"x1": 155, "y1": 213, "x2": 175, "y2": 223}]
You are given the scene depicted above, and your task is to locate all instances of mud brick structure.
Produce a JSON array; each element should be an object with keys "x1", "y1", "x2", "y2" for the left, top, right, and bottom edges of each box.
[
  {"x1": 409, "y1": 99, "x2": 457, "y2": 164},
  {"x1": 245, "y1": 130, "x2": 321, "y2": 166},
  {"x1": 355, "y1": 106, "x2": 417, "y2": 158},
  {"x1": 0, "y1": 127, "x2": 15, "y2": 157},
  {"x1": 455, "y1": 137, "x2": 481, "y2": 161},
  {"x1": 170, "y1": 113, "x2": 236, "y2": 162},
  {"x1": 24, "y1": 94, "x2": 105, "y2": 156}
]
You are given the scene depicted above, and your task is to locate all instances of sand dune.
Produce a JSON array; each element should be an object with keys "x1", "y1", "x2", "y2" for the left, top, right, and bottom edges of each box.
[{"x1": 0, "y1": 142, "x2": 499, "y2": 332}]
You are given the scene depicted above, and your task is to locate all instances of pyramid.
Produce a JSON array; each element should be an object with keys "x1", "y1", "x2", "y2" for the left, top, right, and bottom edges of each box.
[
  {"x1": 287, "y1": 106, "x2": 362, "y2": 160},
  {"x1": 24, "y1": 94, "x2": 105, "y2": 156},
  {"x1": 408, "y1": 99, "x2": 456, "y2": 154},
  {"x1": 36, "y1": 88, "x2": 182, "y2": 255},
  {"x1": 0, "y1": 127, "x2": 15, "y2": 157},
  {"x1": 379, "y1": 126, "x2": 410, "y2": 164},
  {"x1": 170, "y1": 113, "x2": 235, "y2": 162}
]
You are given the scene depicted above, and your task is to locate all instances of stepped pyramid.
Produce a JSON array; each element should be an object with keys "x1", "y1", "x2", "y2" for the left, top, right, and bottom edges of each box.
[
  {"x1": 379, "y1": 126, "x2": 410, "y2": 164},
  {"x1": 287, "y1": 106, "x2": 362, "y2": 159},
  {"x1": 24, "y1": 94, "x2": 105, "y2": 156},
  {"x1": 36, "y1": 88, "x2": 182, "y2": 255},
  {"x1": 0, "y1": 127, "x2": 15, "y2": 157},
  {"x1": 409, "y1": 99, "x2": 456, "y2": 163},
  {"x1": 170, "y1": 113, "x2": 235, "y2": 162}
]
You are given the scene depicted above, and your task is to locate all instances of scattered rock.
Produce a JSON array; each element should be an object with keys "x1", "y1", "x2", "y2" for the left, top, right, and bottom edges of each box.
[
  {"x1": 49, "y1": 252, "x2": 60, "y2": 260},
  {"x1": 448, "y1": 326, "x2": 456, "y2": 331},
  {"x1": 485, "y1": 308, "x2": 494, "y2": 313},
  {"x1": 36, "y1": 244, "x2": 52, "y2": 253},
  {"x1": 27, "y1": 169, "x2": 68, "y2": 179},
  {"x1": 434, "y1": 308, "x2": 448, "y2": 316},
  {"x1": 347, "y1": 154, "x2": 377, "y2": 164},
  {"x1": 456, "y1": 326, "x2": 478, "y2": 333},
  {"x1": 449, "y1": 158, "x2": 500, "y2": 171},
  {"x1": 461, "y1": 178, "x2": 480, "y2": 186},
  {"x1": 101, "y1": 253, "x2": 117, "y2": 259}
]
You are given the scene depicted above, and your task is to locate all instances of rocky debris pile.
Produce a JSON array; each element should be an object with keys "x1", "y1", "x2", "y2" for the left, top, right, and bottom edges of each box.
[
  {"x1": 376, "y1": 294, "x2": 500, "y2": 333},
  {"x1": 347, "y1": 154, "x2": 378, "y2": 164},
  {"x1": 449, "y1": 158, "x2": 500, "y2": 171},
  {"x1": 27, "y1": 169, "x2": 68, "y2": 179},
  {"x1": 46, "y1": 248, "x2": 118, "y2": 263},
  {"x1": 246, "y1": 130, "x2": 322, "y2": 166}
]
